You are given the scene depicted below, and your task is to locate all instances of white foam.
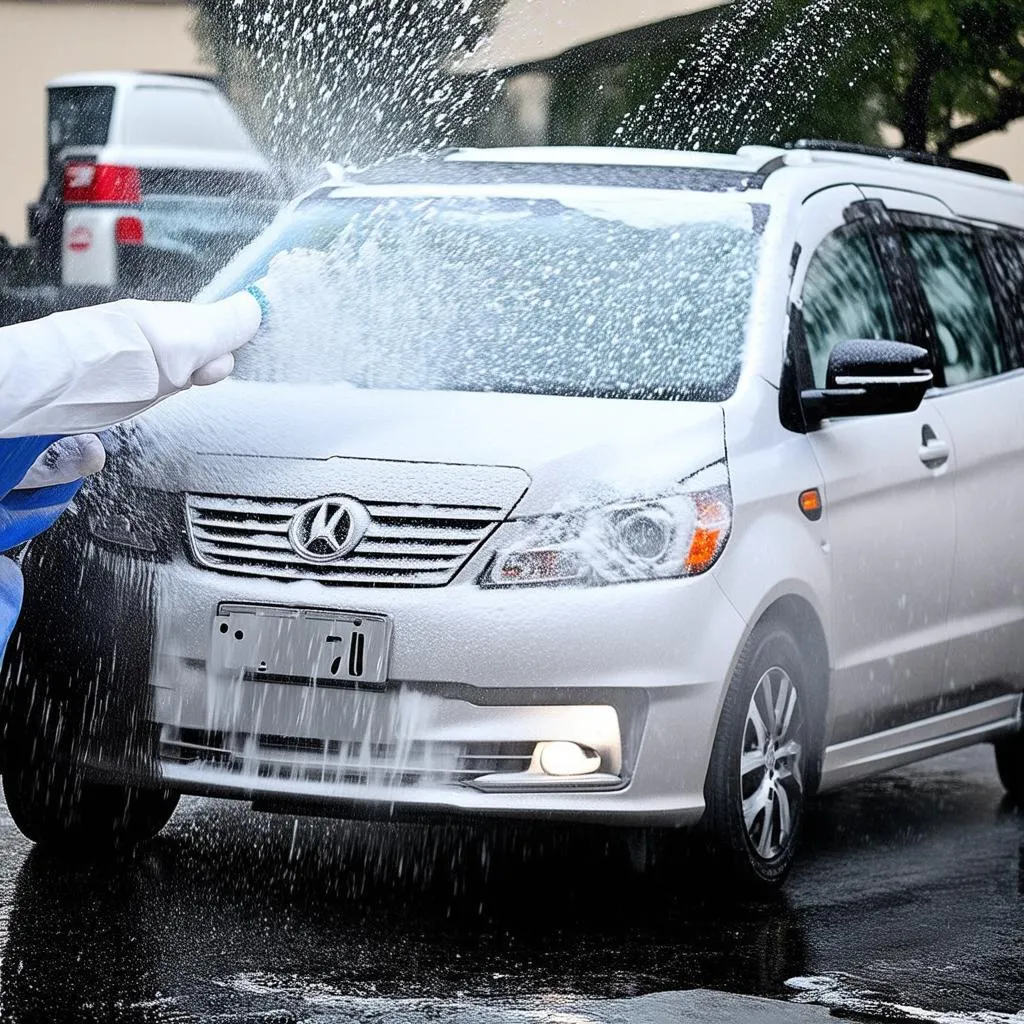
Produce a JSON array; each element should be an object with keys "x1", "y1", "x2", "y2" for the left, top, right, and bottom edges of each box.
[{"x1": 788, "y1": 975, "x2": 1024, "y2": 1023}]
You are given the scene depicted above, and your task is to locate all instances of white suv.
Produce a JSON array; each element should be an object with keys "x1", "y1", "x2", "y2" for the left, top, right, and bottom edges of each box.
[
  {"x1": 5, "y1": 142, "x2": 1024, "y2": 890},
  {"x1": 32, "y1": 71, "x2": 281, "y2": 297}
]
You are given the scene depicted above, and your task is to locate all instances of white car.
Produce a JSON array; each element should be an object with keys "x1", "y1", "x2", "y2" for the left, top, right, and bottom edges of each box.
[
  {"x1": 6, "y1": 142, "x2": 1024, "y2": 890},
  {"x1": 34, "y1": 71, "x2": 281, "y2": 296}
]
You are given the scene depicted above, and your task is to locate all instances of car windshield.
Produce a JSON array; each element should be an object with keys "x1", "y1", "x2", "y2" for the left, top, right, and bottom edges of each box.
[{"x1": 203, "y1": 191, "x2": 765, "y2": 402}]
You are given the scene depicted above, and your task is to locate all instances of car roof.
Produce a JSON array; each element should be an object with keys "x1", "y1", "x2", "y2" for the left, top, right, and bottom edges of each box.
[
  {"x1": 316, "y1": 144, "x2": 1024, "y2": 205},
  {"x1": 447, "y1": 146, "x2": 766, "y2": 172},
  {"x1": 47, "y1": 71, "x2": 219, "y2": 92}
]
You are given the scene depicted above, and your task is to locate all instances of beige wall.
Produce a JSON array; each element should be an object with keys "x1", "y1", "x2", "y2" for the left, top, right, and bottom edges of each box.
[
  {"x1": 461, "y1": 0, "x2": 721, "y2": 71},
  {"x1": 0, "y1": 0, "x2": 210, "y2": 242},
  {"x1": 958, "y1": 128, "x2": 1024, "y2": 184}
]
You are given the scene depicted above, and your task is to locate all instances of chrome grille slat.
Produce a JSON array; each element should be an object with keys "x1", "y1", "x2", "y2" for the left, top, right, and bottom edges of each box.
[
  {"x1": 365, "y1": 504, "x2": 501, "y2": 522},
  {"x1": 204, "y1": 546, "x2": 462, "y2": 571},
  {"x1": 193, "y1": 558, "x2": 452, "y2": 585},
  {"x1": 189, "y1": 495, "x2": 297, "y2": 517},
  {"x1": 192, "y1": 527, "x2": 294, "y2": 551},
  {"x1": 357, "y1": 539, "x2": 476, "y2": 556},
  {"x1": 199, "y1": 532, "x2": 471, "y2": 561},
  {"x1": 190, "y1": 515, "x2": 291, "y2": 534},
  {"x1": 362, "y1": 524, "x2": 489, "y2": 542},
  {"x1": 186, "y1": 492, "x2": 501, "y2": 586}
]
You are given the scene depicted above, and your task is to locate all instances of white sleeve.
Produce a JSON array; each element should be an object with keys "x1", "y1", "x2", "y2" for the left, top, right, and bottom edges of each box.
[{"x1": 0, "y1": 292, "x2": 261, "y2": 438}]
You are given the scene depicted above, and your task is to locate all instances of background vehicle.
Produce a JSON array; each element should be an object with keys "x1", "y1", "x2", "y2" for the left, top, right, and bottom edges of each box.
[
  {"x1": 0, "y1": 71, "x2": 283, "y2": 324},
  {"x1": 5, "y1": 143, "x2": 1024, "y2": 891}
]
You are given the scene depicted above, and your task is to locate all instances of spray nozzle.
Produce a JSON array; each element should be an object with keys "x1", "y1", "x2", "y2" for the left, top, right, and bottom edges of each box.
[{"x1": 245, "y1": 281, "x2": 273, "y2": 327}]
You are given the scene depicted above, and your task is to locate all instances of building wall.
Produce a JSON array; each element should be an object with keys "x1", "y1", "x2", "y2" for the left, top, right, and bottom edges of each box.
[
  {"x1": 461, "y1": 0, "x2": 721, "y2": 72},
  {"x1": 959, "y1": 129, "x2": 1024, "y2": 183},
  {"x1": 0, "y1": 0, "x2": 210, "y2": 242}
]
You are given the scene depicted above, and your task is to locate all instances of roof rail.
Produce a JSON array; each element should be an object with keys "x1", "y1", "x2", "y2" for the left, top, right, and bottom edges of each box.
[
  {"x1": 782, "y1": 139, "x2": 1010, "y2": 182},
  {"x1": 138, "y1": 70, "x2": 221, "y2": 85}
]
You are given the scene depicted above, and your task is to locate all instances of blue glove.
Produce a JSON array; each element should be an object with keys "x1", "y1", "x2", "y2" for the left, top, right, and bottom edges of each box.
[{"x1": 0, "y1": 435, "x2": 84, "y2": 658}]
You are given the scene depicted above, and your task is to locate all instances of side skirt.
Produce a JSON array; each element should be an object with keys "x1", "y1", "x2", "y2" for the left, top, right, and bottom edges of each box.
[{"x1": 818, "y1": 694, "x2": 1022, "y2": 791}]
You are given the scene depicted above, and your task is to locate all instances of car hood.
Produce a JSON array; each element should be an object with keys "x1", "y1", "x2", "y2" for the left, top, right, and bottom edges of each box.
[{"x1": 131, "y1": 381, "x2": 726, "y2": 513}]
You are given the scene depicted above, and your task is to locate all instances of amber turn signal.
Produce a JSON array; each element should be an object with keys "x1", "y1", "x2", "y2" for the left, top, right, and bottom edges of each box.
[
  {"x1": 799, "y1": 488, "x2": 823, "y2": 522},
  {"x1": 684, "y1": 496, "x2": 732, "y2": 572}
]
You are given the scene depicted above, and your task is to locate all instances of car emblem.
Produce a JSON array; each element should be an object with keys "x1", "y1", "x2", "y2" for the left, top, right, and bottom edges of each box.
[{"x1": 288, "y1": 497, "x2": 371, "y2": 563}]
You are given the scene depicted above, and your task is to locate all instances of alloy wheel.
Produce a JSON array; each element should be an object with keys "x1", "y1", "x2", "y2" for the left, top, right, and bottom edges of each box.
[{"x1": 739, "y1": 666, "x2": 805, "y2": 861}]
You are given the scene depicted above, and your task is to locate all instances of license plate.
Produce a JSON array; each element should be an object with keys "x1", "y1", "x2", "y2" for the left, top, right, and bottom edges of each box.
[{"x1": 211, "y1": 603, "x2": 392, "y2": 686}]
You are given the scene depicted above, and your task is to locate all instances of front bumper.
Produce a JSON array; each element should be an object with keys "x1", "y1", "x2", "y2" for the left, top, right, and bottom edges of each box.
[{"x1": 95, "y1": 552, "x2": 747, "y2": 827}]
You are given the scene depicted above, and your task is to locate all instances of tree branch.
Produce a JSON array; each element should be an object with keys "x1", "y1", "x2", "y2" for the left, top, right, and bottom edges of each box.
[{"x1": 937, "y1": 86, "x2": 1024, "y2": 153}]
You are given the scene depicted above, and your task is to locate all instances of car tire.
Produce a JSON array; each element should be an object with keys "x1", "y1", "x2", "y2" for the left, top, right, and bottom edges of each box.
[
  {"x1": 1, "y1": 755, "x2": 178, "y2": 852},
  {"x1": 703, "y1": 618, "x2": 813, "y2": 893},
  {"x1": 994, "y1": 733, "x2": 1024, "y2": 805}
]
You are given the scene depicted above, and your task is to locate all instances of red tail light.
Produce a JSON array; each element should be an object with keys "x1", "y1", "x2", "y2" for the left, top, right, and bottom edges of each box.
[
  {"x1": 115, "y1": 215, "x2": 144, "y2": 246},
  {"x1": 63, "y1": 163, "x2": 142, "y2": 205}
]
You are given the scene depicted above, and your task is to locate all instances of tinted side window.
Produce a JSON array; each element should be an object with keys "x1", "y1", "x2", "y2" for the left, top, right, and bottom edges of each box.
[
  {"x1": 802, "y1": 229, "x2": 900, "y2": 388},
  {"x1": 903, "y1": 229, "x2": 1003, "y2": 386},
  {"x1": 982, "y1": 233, "x2": 1024, "y2": 368}
]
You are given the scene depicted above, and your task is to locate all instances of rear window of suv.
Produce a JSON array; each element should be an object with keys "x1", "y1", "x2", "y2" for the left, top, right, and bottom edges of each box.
[{"x1": 121, "y1": 86, "x2": 253, "y2": 151}]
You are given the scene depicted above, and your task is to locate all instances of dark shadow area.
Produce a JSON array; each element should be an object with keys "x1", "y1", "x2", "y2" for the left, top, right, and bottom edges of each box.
[
  {"x1": 0, "y1": 812, "x2": 805, "y2": 1023},
  {"x1": 1, "y1": 746, "x2": 1022, "y2": 1023}
]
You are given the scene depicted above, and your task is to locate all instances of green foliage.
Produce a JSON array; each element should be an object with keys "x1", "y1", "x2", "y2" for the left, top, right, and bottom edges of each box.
[
  {"x1": 870, "y1": 0, "x2": 1024, "y2": 152},
  {"x1": 583, "y1": 0, "x2": 1024, "y2": 156},
  {"x1": 191, "y1": 0, "x2": 503, "y2": 167},
  {"x1": 194, "y1": 0, "x2": 1024, "y2": 162}
]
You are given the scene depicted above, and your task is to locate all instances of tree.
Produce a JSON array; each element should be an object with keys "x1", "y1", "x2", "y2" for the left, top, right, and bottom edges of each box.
[
  {"x1": 611, "y1": 0, "x2": 1024, "y2": 158},
  {"x1": 872, "y1": 0, "x2": 1024, "y2": 155},
  {"x1": 191, "y1": 0, "x2": 503, "y2": 168}
]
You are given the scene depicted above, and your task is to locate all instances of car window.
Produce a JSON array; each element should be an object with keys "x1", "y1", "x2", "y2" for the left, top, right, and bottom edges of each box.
[
  {"x1": 121, "y1": 87, "x2": 253, "y2": 151},
  {"x1": 980, "y1": 232, "x2": 1024, "y2": 368},
  {"x1": 903, "y1": 228, "x2": 1004, "y2": 386},
  {"x1": 47, "y1": 86, "x2": 114, "y2": 176},
  {"x1": 801, "y1": 228, "x2": 900, "y2": 388}
]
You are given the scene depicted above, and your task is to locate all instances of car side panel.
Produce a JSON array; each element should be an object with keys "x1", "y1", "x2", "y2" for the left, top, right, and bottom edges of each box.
[{"x1": 714, "y1": 377, "x2": 832, "y2": 675}]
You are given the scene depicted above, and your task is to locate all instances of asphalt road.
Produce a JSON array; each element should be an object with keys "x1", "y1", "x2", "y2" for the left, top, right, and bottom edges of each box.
[{"x1": 0, "y1": 745, "x2": 1020, "y2": 1023}]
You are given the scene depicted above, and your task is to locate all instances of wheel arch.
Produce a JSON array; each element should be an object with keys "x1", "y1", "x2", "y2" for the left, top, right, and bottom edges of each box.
[{"x1": 718, "y1": 591, "x2": 831, "y2": 795}]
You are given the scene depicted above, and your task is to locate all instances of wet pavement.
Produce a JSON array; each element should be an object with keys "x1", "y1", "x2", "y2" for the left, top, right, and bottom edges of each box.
[{"x1": 0, "y1": 745, "x2": 1020, "y2": 1023}]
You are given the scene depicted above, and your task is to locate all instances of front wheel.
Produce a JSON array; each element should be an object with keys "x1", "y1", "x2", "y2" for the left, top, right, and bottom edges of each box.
[
  {"x1": 703, "y1": 621, "x2": 812, "y2": 892},
  {"x1": 2, "y1": 756, "x2": 178, "y2": 852}
]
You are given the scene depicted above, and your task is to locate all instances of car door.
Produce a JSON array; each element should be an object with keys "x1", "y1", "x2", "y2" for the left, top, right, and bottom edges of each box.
[
  {"x1": 790, "y1": 187, "x2": 957, "y2": 745},
  {"x1": 877, "y1": 198, "x2": 1024, "y2": 703}
]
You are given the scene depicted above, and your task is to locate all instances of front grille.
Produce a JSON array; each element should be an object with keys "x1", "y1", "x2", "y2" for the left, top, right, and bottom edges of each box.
[
  {"x1": 186, "y1": 493, "x2": 502, "y2": 587},
  {"x1": 159, "y1": 727, "x2": 534, "y2": 787}
]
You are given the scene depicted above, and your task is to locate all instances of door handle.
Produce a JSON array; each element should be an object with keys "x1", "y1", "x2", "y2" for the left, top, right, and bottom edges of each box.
[{"x1": 919, "y1": 425, "x2": 950, "y2": 469}]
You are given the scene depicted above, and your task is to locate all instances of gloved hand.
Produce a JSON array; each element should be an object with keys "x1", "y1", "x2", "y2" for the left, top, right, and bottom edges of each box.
[
  {"x1": 0, "y1": 437, "x2": 85, "y2": 655},
  {"x1": 12, "y1": 433, "x2": 107, "y2": 490},
  {"x1": 0, "y1": 434, "x2": 86, "y2": 542},
  {"x1": 0, "y1": 291, "x2": 262, "y2": 438},
  {"x1": 117, "y1": 295, "x2": 260, "y2": 393}
]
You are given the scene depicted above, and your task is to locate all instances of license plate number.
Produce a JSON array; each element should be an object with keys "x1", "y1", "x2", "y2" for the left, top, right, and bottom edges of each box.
[{"x1": 211, "y1": 603, "x2": 391, "y2": 686}]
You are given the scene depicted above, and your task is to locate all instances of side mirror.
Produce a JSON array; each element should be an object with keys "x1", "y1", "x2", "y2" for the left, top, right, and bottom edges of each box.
[{"x1": 801, "y1": 339, "x2": 933, "y2": 425}]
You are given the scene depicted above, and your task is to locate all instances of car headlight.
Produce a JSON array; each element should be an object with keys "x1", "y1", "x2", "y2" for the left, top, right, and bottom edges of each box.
[{"x1": 480, "y1": 462, "x2": 732, "y2": 588}]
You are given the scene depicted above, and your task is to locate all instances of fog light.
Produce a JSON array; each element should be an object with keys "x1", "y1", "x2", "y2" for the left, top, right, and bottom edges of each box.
[
  {"x1": 536, "y1": 741, "x2": 601, "y2": 777},
  {"x1": 89, "y1": 512, "x2": 158, "y2": 554}
]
